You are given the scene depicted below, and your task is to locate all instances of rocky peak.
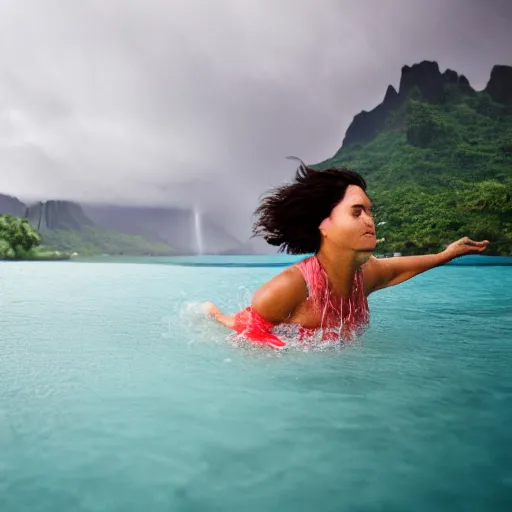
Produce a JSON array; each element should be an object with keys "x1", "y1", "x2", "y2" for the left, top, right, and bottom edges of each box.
[
  {"x1": 399, "y1": 61, "x2": 448, "y2": 102},
  {"x1": 383, "y1": 84, "x2": 399, "y2": 103},
  {"x1": 341, "y1": 60, "x2": 480, "y2": 147},
  {"x1": 458, "y1": 74, "x2": 470, "y2": 86},
  {"x1": 485, "y1": 65, "x2": 512, "y2": 104},
  {"x1": 399, "y1": 62, "x2": 439, "y2": 88},
  {"x1": 443, "y1": 68, "x2": 459, "y2": 84},
  {"x1": 0, "y1": 193, "x2": 26, "y2": 217},
  {"x1": 25, "y1": 200, "x2": 95, "y2": 232},
  {"x1": 342, "y1": 82, "x2": 401, "y2": 147}
]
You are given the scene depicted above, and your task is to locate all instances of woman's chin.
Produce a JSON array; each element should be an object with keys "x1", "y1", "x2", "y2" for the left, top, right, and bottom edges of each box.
[
  {"x1": 355, "y1": 249, "x2": 374, "y2": 265},
  {"x1": 360, "y1": 240, "x2": 377, "y2": 251}
]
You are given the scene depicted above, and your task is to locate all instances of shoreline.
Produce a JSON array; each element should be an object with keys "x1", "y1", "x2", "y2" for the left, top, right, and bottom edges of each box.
[
  {"x1": 2, "y1": 252, "x2": 511, "y2": 266},
  {"x1": 32, "y1": 253, "x2": 512, "y2": 267}
]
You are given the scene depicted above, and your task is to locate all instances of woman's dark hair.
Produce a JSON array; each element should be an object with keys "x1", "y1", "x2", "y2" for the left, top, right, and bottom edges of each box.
[{"x1": 252, "y1": 158, "x2": 368, "y2": 254}]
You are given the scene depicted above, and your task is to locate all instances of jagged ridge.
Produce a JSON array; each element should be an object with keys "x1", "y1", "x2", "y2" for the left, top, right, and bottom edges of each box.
[
  {"x1": 342, "y1": 60, "x2": 511, "y2": 148},
  {"x1": 313, "y1": 60, "x2": 512, "y2": 256}
]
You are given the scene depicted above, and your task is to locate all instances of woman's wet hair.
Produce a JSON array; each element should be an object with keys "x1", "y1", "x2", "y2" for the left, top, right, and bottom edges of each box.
[{"x1": 252, "y1": 158, "x2": 368, "y2": 254}]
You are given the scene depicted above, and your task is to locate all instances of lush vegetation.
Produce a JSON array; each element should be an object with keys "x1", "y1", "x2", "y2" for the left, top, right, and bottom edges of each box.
[
  {"x1": 0, "y1": 214, "x2": 68, "y2": 260},
  {"x1": 316, "y1": 87, "x2": 512, "y2": 255},
  {"x1": 40, "y1": 226, "x2": 176, "y2": 256},
  {"x1": 0, "y1": 214, "x2": 176, "y2": 259}
]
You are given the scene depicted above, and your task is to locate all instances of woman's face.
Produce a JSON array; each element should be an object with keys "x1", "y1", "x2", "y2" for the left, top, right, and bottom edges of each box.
[{"x1": 322, "y1": 185, "x2": 376, "y2": 252}]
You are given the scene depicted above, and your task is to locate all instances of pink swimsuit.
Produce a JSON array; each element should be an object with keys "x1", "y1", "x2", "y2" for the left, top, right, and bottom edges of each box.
[{"x1": 232, "y1": 255, "x2": 370, "y2": 348}]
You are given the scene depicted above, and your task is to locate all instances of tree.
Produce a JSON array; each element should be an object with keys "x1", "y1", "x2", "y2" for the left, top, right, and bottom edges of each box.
[{"x1": 0, "y1": 214, "x2": 42, "y2": 259}]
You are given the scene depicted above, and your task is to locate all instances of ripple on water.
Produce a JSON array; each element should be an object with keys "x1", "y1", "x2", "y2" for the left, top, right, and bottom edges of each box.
[{"x1": 1, "y1": 261, "x2": 512, "y2": 511}]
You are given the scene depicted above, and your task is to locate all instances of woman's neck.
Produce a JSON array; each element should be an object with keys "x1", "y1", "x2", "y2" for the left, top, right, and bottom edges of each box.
[{"x1": 315, "y1": 245, "x2": 370, "y2": 299}]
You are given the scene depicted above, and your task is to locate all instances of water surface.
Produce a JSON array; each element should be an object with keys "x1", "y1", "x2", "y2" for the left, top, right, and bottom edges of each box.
[{"x1": 1, "y1": 258, "x2": 511, "y2": 511}]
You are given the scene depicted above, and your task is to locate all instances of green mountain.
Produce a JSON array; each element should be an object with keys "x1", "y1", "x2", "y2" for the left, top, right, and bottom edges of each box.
[
  {"x1": 0, "y1": 197, "x2": 176, "y2": 256},
  {"x1": 40, "y1": 226, "x2": 177, "y2": 257},
  {"x1": 315, "y1": 61, "x2": 512, "y2": 256},
  {"x1": 1, "y1": 194, "x2": 246, "y2": 256}
]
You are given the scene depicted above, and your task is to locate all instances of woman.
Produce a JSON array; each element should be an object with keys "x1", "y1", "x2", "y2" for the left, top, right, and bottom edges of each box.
[{"x1": 205, "y1": 161, "x2": 489, "y2": 348}]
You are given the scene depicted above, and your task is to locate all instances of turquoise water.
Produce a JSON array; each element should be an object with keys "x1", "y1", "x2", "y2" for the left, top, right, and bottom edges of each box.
[
  {"x1": 1, "y1": 257, "x2": 512, "y2": 511},
  {"x1": 73, "y1": 254, "x2": 512, "y2": 267}
]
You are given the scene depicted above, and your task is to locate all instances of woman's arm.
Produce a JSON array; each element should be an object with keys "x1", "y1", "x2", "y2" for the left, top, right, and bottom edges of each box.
[
  {"x1": 205, "y1": 267, "x2": 307, "y2": 348},
  {"x1": 204, "y1": 303, "x2": 235, "y2": 329},
  {"x1": 365, "y1": 237, "x2": 490, "y2": 294}
]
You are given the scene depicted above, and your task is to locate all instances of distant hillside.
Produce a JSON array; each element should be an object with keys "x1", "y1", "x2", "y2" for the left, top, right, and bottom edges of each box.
[
  {"x1": 41, "y1": 226, "x2": 177, "y2": 257},
  {"x1": 0, "y1": 194, "x2": 26, "y2": 217},
  {"x1": 25, "y1": 200, "x2": 95, "y2": 231},
  {"x1": 0, "y1": 193, "x2": 246, "y2": 256},
  {"x1": 83, "y1": 204, "x2": 243, "y2": 254},
  {"x1": 0, "y1": 195, "x2": 176, "y2": 256},
  {"x1": 315, "y1": 61, "x2": 512, "y2": 256}
]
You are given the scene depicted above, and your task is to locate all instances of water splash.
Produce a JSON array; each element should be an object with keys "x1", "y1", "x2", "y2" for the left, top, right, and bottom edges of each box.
[
  {"x1": 171, "y1": 300, "x2": 227, "y2": 346},
  {"x1": 175, "y1": 288, "x2": 365, "y2": 354}
]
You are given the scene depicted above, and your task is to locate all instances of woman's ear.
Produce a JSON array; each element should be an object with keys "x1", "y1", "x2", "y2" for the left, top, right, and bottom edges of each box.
[{"x1": 319, "y1": 217, "x2": 331, "y2": 237}]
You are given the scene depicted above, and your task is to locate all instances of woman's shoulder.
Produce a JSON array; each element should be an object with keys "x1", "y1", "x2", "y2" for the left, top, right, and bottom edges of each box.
[{"x1": 250, "y1": 265, "x2": 308, "y2": 324}]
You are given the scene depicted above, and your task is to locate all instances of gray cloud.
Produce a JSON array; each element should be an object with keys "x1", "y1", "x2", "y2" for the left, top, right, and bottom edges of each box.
[{"x1": 0, "y1": 0, "x2": 511, "y2": 238}]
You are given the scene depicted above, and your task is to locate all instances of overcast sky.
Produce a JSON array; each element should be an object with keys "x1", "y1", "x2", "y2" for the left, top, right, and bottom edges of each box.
[{"x1": 0, "y1": 0, "x2": 511, "y2": 238}]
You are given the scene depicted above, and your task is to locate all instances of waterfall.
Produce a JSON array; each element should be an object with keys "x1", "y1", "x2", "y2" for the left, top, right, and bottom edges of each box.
[{"x1": 194, "y1": 208, "x2": 204, "y2": 255}]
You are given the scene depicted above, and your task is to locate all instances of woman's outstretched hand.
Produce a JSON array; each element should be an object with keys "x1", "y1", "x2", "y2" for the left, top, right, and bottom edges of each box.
[
  {"x1": 443, "y1": 237, "x2": 490, "y2": 259},
  {"x1": 203, "y1": 301, "x2": 221, "y2": 319},
  {"x1": 202, "y1": 302, "x2": 236, "y2": 329}
]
